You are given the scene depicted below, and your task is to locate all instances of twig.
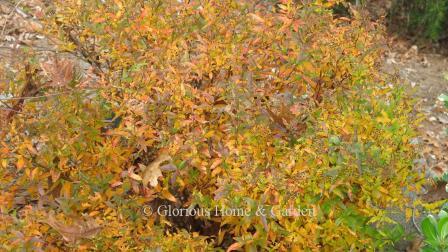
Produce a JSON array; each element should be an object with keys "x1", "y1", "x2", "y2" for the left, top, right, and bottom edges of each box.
[
  {"x1": 6, "y1": 63, "x2": 39, "y2": 122},
  {"x1": 0, "y1": 0, "x2": 25, "y2": 39},
  {"x1": 0, "y1": 88, "x2": 99, "y2": 101},
  {"x1": 0, "y1": 45, "x2": 59, "y2": 52},
  {"x1": 63, "y1": 27, "x2": 104, "y2": 76},
  {"x1": 0, "y1": 107, "x2": 32, "y2": 116},
  {"x1": 354, "y1": 125, "x2": 363, "y2": 175},
  {"x1": 412, "y1": 207, "x2": 423, "y2": 235},
  {"x1": 0, "y1": 99, "x2": 11, "y2": 108}
]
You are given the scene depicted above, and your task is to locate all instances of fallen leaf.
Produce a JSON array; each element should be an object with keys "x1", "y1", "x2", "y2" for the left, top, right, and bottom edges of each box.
[
  {"x1": 40, "y1": 58, "x2": 75, "y2": 87},
  {"x1": 43, "y1": 212, "x2": 102, "y2": 243},
  {"x1": 129, "y1": 172, "x2": 142, "y2": 181},
  {"x1": 141, "y1": 154, "x2": 172, "y2": 187}
]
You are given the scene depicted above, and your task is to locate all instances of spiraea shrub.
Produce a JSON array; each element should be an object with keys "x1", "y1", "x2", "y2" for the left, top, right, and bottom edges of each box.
[{"x1": 0, "y1": 0, "x2": 422, "y2": 250}]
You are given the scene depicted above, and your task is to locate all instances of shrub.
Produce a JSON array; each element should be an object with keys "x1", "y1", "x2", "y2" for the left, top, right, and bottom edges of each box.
[{"x1": 0, "y1": 0, "x2": 421, "y2": 250}]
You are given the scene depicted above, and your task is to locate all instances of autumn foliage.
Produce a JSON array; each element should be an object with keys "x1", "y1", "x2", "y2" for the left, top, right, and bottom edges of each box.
[{"x1": 0, "y1": 0, "x2": 422, "y2": 250}]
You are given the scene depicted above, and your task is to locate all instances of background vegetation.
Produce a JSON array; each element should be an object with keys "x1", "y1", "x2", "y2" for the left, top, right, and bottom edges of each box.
[{"x1": 391, "y1": 0, "x2": 448, "y2": 41}]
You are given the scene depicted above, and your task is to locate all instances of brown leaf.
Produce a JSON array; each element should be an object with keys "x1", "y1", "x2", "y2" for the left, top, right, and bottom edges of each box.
[
  {"x1": 129, "y1": 172, "x2": 143, "y2": 181},
  {"x1": 141, "y1": 154, "x2": 172, "y2": 187},
  {"x1": 40, "y1": 58, "x2": 75, "y2": 87},
  {"x1": 110, "y1": 181, "x2": 123, "y2": 188},
  {"x1": 44, "y1": 212, "x2": 102, "y2": 243}
]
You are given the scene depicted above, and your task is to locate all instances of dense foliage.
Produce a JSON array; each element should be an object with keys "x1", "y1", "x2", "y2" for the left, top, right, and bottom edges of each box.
[
  {"x1": 391, "y1": 0, "x2": 448, "y2": 40},
  {"x1": 0, "y1": 0, "x2": 422, "y2": 250}
]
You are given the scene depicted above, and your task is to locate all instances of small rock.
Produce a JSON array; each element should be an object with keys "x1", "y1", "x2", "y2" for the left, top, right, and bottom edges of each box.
[
  {"x1": 421, "y1": 56, "x2": 430, "y2": 67},
  {"x1": 386, "y1": 57, "x2": 397, "y2": 65},
  {"x1": 438, "y1": 114, "x2": 448, "y2": 124},
  {"x1": 404, "y1": 45, "x2": 418, "y2": 59},
  {"x1": 404, "y1": 68, "x2": 417, "y2": 73},
  {"x1": 410, "y1": 137, "x2": 420, "y2": 145}
]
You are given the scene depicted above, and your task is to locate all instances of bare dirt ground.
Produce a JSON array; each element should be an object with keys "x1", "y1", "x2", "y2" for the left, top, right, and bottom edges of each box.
[
  {"x1": 381, "y1": 39, "x2": 448, "y2": 250},
  {"x1": 0, "y1": 0, "x2": 94, "y2": 97},
  {"x1": 384, "y1": 38, "x2": 448, "y2": 200}
]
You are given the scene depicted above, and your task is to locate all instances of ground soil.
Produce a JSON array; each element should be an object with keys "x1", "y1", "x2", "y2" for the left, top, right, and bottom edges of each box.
[{"x1": 382, "y1": 37, "x2": 448, "y2": 251}]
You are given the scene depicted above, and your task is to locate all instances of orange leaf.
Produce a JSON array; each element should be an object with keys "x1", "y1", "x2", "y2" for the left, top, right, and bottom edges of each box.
[
  {"x1": 61, "y1": 182, "x2": 72, "y2": 198},
  {"x1": 16, "y1": 156, "x2": 25, "y2": 170},
  {"x1": 227, "y1": 242, "x2": 242, "y2": 252},
  {"x1": 161, "y1": 190, "x2": 177, "y2": 203}
]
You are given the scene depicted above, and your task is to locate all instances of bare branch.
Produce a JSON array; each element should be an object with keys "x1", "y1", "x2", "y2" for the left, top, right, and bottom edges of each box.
[
  {"x1": 0, "y1": 0, "x2": 26, "y2": 39},
  {"x1": 0, "y1": 89, "x2": 98, "y2": 101},
  {"x1": 0, "y1": 107, "x2": 32, "y2": 116}
]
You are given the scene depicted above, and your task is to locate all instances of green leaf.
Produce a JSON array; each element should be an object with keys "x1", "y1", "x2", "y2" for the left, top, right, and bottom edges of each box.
[
  {"x1": 422, "y1": 215, "x2": 438, "y2": 241},
  {"x1": 439, "y1": 217, "x2": 448, "y2": 239},
  {"x1": 329, "y1": 136, "x2": 341, "y2": 145},
  {"x1": 390, "y1": 225, "x2": 404, "y2": 241},
  {"x1": 438, "y1": 94, "x2": 448, "y2": 107},
  {"x1": 421, "y1": 245, "x2": 438, "y2": 252},
  {"x1": 439, "y1": 209, "x2": 448, "y2": 219},
  {"x1": 438, "y1": 94, "x2": 448, "y2": 102},
  {"x1": 425, "y1": 239, "x2": 441, "y2": 249}
]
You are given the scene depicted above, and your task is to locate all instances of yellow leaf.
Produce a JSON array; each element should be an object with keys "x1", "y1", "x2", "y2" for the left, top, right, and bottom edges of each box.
[
  {"x1": 30, "y1": 168, "x2": 39, "y2": 180},
  {"x1": 377, "y1": 111, "x2": 391, "y2": 124},
  {"x1": 379, "y1": 186, "x2": 389, "y2": 195},
  {"x1": 204, "y1": 130, "x2": 215, "y2": 138},
  {"x1": 61, "y1": 182, "x2": 72, "y2": 198},
  {"x1": 405, "y1": 208, "x2": 412, "y2": 221},
  {"x1": 50, "y1": 169, "x2": 61, "y2": 182},
  {"x1": 161, "y1": 190, "x2": 177, "y2": 202},
  {"x1": 211, "y1": 166, "x2": 222, "y2": 177}
]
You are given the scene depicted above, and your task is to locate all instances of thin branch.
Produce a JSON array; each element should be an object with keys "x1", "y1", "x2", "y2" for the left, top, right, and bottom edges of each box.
[
  {"x1": 0, "y1": 107, "x2": 32, "y2": 116},
  {"x1": 0, "y1": 45, "x2": 59, "y2": 52},
  {"x1": 63, "y1": 27, "x2": 104, "y2": 76},
  {"x1": 0, "y1": 0, "x2": 26, "y2": 39},
  {"x1": 0, "y1": 99, "x2": 11, "y2": 108},
  {"x1": 354, "y1": 125, "x2": 363, "y2": 175},
  {"x1": 6, "y1": 63, "x2": 39, "y2": 121},
  {"x1": 412, "y1": 207, "x2": 422, "y2": 235},
  {"x1": 0, "y1": 89, "x2": 98, "y2": 101}
]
